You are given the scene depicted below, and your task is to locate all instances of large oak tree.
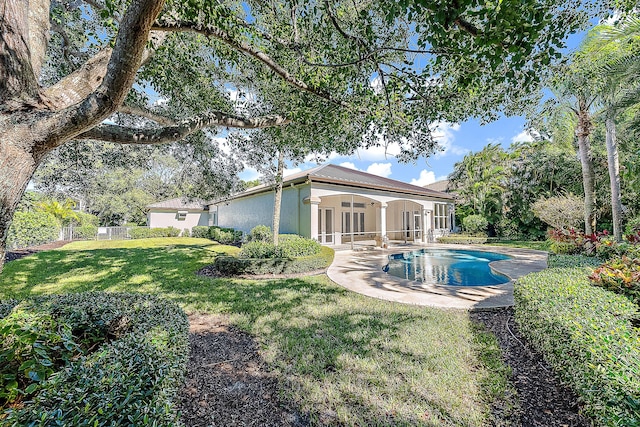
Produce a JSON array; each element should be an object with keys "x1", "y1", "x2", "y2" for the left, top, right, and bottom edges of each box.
[{"x1": 0, "y1": 0, "x2": 624, "y2": 271}]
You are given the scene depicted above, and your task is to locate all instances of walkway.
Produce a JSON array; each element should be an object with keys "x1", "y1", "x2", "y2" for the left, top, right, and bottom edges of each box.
[{"x1": 326, "y1": 243, "x2": 548, "y2": 310}]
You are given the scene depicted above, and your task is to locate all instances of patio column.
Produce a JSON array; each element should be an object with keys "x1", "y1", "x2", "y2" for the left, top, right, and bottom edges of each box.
[
  {"x1": 422, "y1": 208, "x2": 429, "y2": 243},
  {"x1": 379, "y1": 202, "x2": 387, "y2": 240},
  {"x1": 304, "y1": 196, "x2": 321, "y2": 241}
]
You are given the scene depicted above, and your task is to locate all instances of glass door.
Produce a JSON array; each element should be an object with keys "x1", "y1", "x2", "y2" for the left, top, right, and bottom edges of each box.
[{"x1": 318, "y1": 208, "x2": 334, "y2": 244}]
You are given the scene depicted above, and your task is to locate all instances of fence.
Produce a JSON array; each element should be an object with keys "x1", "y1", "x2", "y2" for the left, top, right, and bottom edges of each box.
[{"x1": 60, "y1": 226, "x2": 149, "y2": 241}]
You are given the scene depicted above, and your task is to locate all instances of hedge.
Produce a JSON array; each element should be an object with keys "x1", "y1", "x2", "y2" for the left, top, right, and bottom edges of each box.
[
  {"x1": 190, "y1": 226, "x2": 242, "y2": 244},
  {"x1": 129, "y1": 226, "x2": 180, "y2": 239},
  {"x1": 436, "y1": 235, "x2": 488, "y2": 244},
  {"x1": 214, "y1": 245, "x2": 334, "y2": 275},
  {"x1": 514, "y1": 261, "x2": 640, "y2": 426},
  {"x1": 239, "y1": 235, "x2": 321, "y2": 259},
  {"x1": 6, "y1": 211, "x2": 60, "y2": 250},
  {"x1": 1, "y1": 293, "x2": 189, "y2": 426}
]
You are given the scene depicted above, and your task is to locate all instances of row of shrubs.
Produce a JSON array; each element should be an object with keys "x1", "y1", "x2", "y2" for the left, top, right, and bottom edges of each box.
[
  {"x1": 6, "y1": 211, "x2": 60, "y2": 250},
  {"x1": 129, "y1": 226, "x2": 181, "y2": 239},
  {"x1": 191, "y1": 226, "x2": 242, "y2": 244},
  {"x1": 436, "y1": 235, "x2": 488, "y2": 245},
  {"x1": 514, "y1": 255, "x2": 639, "y2": 426},
  {"x1": 0, "y1": 293, "x2": 188, "y2": 425},
  {"x1": 214, "y1": 246, "x2": 335, "y2": 275}
]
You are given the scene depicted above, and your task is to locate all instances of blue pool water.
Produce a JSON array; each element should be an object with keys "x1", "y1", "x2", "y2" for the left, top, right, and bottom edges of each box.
[{"x1": 383, "y1": 248, "x2": 510, "y2": 286}]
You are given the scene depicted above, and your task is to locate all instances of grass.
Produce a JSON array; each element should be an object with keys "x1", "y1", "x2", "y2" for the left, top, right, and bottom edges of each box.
[{"x1": 0, "y1": 237, "x2": 511, "y2": 426}]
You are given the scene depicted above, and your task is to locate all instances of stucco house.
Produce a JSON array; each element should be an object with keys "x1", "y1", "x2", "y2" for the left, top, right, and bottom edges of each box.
[
  {"x1": 148, "y1": 164, "x2": 455, "y2": 244},
  {"x1": 146, "y1": 198, "x2": 209, "y2": 231}
]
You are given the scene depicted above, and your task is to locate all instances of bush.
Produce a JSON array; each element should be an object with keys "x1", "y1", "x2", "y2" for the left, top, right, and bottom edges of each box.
[
  {"x1": 70, "y1": 211, "x2": 100, "y2": 227},
  {"x1": 248, "y1": 225, "x2": 272, "y2": 243},
  {"x1": 74, "y1": 224, "x2": 98, "y2": 240},
  {"x1": 182, "y1": 228, "x2": 190, "y2": 237},
  {"x1": 589, "y1": 256, "x2": 640, "y2": 305},
  {"x1": 129, "y1": 227, "x2": 180, "y2": 239},
  {"x1": 215, "y1": 245, "x2": 334, "y2": 275},
  {"x1": 239, "y1": 241, "x2": 278, "y2": 258},
  {"x1": 278, "y1": 235, "x2": 321, "y2": 257},
  {"x1": 515, "y1": 264, "x2": 640, "y2": 426},
  {"x1": 209, "y1": 226, "x2": 242, "y2": 245},
  {"x1": 532, "y1": 193, "x2": 584, "y2": 230},
  {"x1": 626, "y1": 216, "x2": 640, "y2": 235},
  {"x1": 0, "y1": 293, "x2": 188, "y2": 426},
  {"x1": 6, "y1": 211, "x2": 60, "y2": 250},
  {"x1": 462, "y1": 214, "x2": 488, "y2": 235},
  {"x1": 191, "y1": 226, "x2": 209, "y2": 239},
  {"x1": 436, "y1": 235, "x2": 488, "y2": 244}
]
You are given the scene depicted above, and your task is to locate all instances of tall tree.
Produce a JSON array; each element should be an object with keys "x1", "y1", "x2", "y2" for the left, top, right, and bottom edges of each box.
[{"x1": 0, "y1": 0, "x2": 624, "y2": 271}]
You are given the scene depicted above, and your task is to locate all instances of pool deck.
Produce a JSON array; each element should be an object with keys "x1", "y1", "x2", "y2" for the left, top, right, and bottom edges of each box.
[{"x1": 326, "y1": 243, "x2": 548, "y2": 310}]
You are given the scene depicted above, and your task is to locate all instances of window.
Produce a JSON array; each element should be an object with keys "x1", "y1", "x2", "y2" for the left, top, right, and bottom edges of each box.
[
  {"x1": 177, "y1": 211, "x2": 188, "y2": 221},
  {"x1": 434, "y1": 204, "x2": 448, "y2": 229},
  {"x1": 342, "y1": 212, "x2": 365, "y2": 235},
  {"x1": 341, "y1": 202, "x2": 366, "y2": 208}
]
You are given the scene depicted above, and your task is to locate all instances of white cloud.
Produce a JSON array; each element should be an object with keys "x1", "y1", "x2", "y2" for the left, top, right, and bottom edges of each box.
[
  {"x1": 366, "y1": 162, "x2": 392, "y2": 178},
  {"x1": 511, "y1": 130, "x2": 534, "y2": 144},
  {"x1": 410, "y1": 170, "x2": 448, "y2": 186},
  {"x1": 433, "y1": 122, "x2": 467, "y2": 158},
  {"x1": 339, "y1": 162, "x2": 359, "y2": 170},
  {"x1": 239, "y1": 167, "x2": 261, "y2": 181},
  {"x1": 283, "y1": 167, "x2": 302, "y2": 177}
]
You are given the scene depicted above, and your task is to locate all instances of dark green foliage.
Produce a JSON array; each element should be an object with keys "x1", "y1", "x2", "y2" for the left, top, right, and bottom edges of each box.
[
  {"x1": 209, "y1": 226, "x2": 242, "y2": 245},
  {"x1": 191, "y1": 226, "x2": 209, "y2": 239},
  {"x1": 215, "y1": 246, "x2": 334, "y2": 275},
  {"x1": 6, "y1": 211, "x2": 60, "y2": 250},
  {"x1": 240, "y1": 235, "x2": 321, "y2": 259},
  {"x1": 436, "y1": 236, "x2": 488, "y2": 244},
  {"x1": 1, "y1": 293, "x2": 189, "y2": 426},
  {"x1": 247, "y1": 225, "x2": 272, "y2": 243},
  {"x1": 462, "y1": 214, "x2": 489, "y2": 235},
  {"x1": 129, "y1": 227, "x2": 181, "y2": 239},
  {"x1": 515, "y1": 263, "x2": 640, "y2": 426}
]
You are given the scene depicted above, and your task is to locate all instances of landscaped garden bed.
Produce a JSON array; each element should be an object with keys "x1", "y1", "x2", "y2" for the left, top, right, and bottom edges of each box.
[{"x1": 0, "y1": 292, "x2": 189, "y2": 425}]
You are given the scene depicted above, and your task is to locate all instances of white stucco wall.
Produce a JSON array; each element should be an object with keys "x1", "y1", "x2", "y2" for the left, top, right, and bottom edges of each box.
[
  {"x1": 147, "y1": 210, "x2": 209, "y2": 233},
  {"x1": 215, "y1": 184, "x2": 311, "y2": 235}
]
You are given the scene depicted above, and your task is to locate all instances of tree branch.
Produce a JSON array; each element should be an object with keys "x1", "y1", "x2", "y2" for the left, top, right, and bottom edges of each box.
[
  {"x1": 79, "y1": 111, "x2": 290, "y2": 144},
  {"x1": 117, "y1": 104, "x2": 176, "y2": 126},
  {"x1": 151, "y1": 21, "x2": 350, "y2": 109}
]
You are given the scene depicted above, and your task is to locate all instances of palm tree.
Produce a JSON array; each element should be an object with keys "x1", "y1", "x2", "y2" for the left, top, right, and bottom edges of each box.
[{"x1": 37, "y1": 198, "x2": 79, "y2": 226}]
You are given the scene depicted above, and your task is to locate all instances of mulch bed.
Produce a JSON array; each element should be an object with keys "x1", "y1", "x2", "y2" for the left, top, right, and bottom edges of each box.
[
  {"x1": 4, "y1": 240, "x2": 72, "y2": 262},
  {"x1": 179, "y1": 314, "x2": 308, "y2": 427},
  {"x1": 471, "y1": 307, "x2": 590, "y2": 427},
  {"x1": 197, "y1": 264, "x2": 327, "y2": 280}
]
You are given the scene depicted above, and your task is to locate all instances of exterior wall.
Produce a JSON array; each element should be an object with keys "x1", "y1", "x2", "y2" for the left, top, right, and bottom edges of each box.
[
  {"x1": 147, "y1": 209, "x2": 209, "y2": 233},
  {"x1": 215, "y1": 184, "x2": 310, "y2": 235}
]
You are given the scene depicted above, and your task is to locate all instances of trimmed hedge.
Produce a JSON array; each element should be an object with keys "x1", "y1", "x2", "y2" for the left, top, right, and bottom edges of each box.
[
  {"x1": 436, "y1": 235, "x2": 488, "y2": 244},
  {"x1": 129, "y1": 226, "x2": 180, "y2": 239},
  {"x1": 514, "y1": 262, "x2": 640, "y2": 426},
  {"x1": 0, "y1": 293, "x2": 189, "y2": 426},
  {"x1": 215, "y1": 245, "x2": 334, "y2": 275},
  {"x1": 190, "y1": 226, "x2": 242, "y2": 244},
  {"x1": 240, "y1": 235, "x2": 321, "y2": 259},
  {"x1": 7, "y1": 211, "x2": 60, "y2": 250}
]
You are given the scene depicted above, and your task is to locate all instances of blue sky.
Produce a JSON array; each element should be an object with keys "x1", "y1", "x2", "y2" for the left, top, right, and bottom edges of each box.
[{"x1": 238, "y1": 116, "x2": 533, "y2": 186}]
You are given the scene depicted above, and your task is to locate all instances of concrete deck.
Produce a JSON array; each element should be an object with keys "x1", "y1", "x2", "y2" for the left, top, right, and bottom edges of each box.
[{"x1": 326, "y1": 243, "x2": 548, "y2": 310}]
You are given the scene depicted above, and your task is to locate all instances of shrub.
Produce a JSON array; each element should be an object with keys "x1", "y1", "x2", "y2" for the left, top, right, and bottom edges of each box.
[
  {"x1": 515, "y1": 264, "x2": 640, "y2": 425},
  {"x1": 589, "y1": 256, "x2": 640, "y2": 305},
  {"x1": 532, "y1": 193, "x2": 584, "y2": 230},
  {"x1": 436, "y1": 235, "x2": 488, "y2": 244},
  {"x1": 278, "y1": 235, "x2": 321, "y2": 257},
  {"x1": 182, "y1": 228, "x2": 191, "y2": 237},
  {"x1": 248, "y1": 225, "x2": 272, "y2": 243},
  {"x1": 215, "y1": 245, "x2": 335, "y2": 275},
  {"x1": 71, "y1": 211, "x2": 100, "y2": 227},
  {"x1": 626, "y1": 216, "x2": 640, "y2": 235},
  {"x1": 129, "y1": 227, "x2": 180, "y2": 239},
  {"x1": 74, "y1": 224, "x2": 98, "y2": 240},
  {"x1": 240, "y1": 241, "x2": 278, "y2": 259},
  {"x1": 191, "y1": 226, "x2": 209, "y2": 239},
  {"x1": 462, "y1": 214, "x2": 488, "y2": 235},
  {"x1": 547, "y1": 254, "x2": 603, "y2": 269},
  {"x1": 6, "y1": 211, "x2": 60, "y2": 250},
  {"x1": 1, "y1": 293, "x2": 188, "y2": 426},
  {"x1": 209, "y1": 226, "x2": 242, "y2": 245}
]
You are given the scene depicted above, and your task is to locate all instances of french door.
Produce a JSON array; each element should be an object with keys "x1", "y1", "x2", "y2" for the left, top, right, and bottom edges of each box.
[{"x1": 318, "y1": 208, "x2": 334, "y2": 244}]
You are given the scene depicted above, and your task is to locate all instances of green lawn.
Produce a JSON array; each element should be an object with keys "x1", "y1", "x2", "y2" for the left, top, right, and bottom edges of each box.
[{"x1": 0, "y1": 238, "x2": 511, "y2": 426}]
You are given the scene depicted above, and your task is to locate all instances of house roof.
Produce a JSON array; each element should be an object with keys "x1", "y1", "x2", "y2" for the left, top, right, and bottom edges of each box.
[
  {"x1": 147, "y1": 198, "x2": 208, "y2": 210},
  {"x1": 215, "y1": 164, "x2": 454, "y2": 203},
  {"x1": 423, "y1": 180, "x2": 451, "y2": 193}
]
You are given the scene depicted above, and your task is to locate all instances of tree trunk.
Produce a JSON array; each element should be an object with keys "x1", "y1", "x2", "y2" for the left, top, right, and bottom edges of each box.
[
  {"x1": 605, "y1": 111, "x2": 623, "y2": 241},
  {"x1": 576, "y1": 99, "x2": 596, "y2": 235},
  {"x1": 272, "y1": 151, "x2": 285, "y2": 246},
  {"x1": 0, "y1": 131, "x2": 45, "y2": 272}
]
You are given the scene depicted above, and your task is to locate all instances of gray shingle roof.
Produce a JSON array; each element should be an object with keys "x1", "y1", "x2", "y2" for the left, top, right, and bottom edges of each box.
[
  {"x1": 423, "y1": 180, "x2": 451, "y2": 193},
  {"x1": 147, "y1": 198, "x2": 208, "y2": 210},
  {"x1": 216, "y1": 164, "x2": 453, "y2": 202}
]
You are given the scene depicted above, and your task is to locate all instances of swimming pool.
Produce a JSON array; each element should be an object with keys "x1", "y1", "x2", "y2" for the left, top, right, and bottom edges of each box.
[{"x1": 383, "y1": 248, "x2": 511, "y2": 286}]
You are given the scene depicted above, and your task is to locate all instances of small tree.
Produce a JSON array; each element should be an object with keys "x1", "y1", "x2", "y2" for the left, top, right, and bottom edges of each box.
[
  {"x1": 532, "y1": 194, "x2": 585, "y2": 230},
  {"x1": 462, "y1": 215, "x2": 489, "y2": 235}
]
